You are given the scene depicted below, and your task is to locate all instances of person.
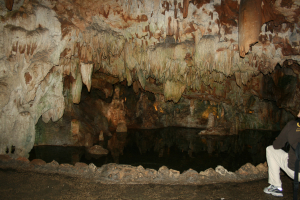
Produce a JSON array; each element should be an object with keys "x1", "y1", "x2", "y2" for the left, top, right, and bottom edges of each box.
[{"x1": 264, "y1": 110, "x2": 300, "y2": 197}]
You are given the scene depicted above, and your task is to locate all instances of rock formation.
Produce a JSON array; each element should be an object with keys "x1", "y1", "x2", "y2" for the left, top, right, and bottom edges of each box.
[{"x1": 0, "y1": 0, "x2": 299, "y2": 158}]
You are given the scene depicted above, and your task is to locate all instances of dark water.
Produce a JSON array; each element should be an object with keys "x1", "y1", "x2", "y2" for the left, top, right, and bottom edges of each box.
[{"x1": 29, "y1": 127, "x2": 279, "y2": 173}]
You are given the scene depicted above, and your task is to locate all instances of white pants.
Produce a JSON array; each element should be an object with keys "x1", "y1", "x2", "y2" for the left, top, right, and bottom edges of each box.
[{"x1": 266, "y1": 145, "x2": 300, "y2": 187}]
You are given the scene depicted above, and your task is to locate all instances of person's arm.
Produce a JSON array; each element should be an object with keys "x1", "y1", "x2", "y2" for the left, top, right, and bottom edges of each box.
[{"x1": 273, "y1": 121, "x2": 291, "y2": 149}]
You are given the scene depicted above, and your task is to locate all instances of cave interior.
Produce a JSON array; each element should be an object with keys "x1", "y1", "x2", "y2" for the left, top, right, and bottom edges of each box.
[{"x1": 0, "y1": 0, "x2": 300, "y2": 173}]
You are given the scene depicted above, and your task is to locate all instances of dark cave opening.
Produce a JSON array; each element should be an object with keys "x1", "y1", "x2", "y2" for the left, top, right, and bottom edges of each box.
[
  {"x1": 30, "y1": 127, "x2": 279, "y2": 173},
  {"x1": 31, "y1": 65, "x2": 299, "y2": 173}
]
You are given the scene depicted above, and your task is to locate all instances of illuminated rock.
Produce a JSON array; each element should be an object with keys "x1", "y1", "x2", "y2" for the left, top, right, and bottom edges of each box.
[
  {"x1": 0, "y1": 0, "x2": 300, "y2": 158},
  {"x1": 87, "y1": 145, "x2": 109, "y2": 155},
  {"x1": 80, "y1": 63, "x2": 93, "y2": 92}
]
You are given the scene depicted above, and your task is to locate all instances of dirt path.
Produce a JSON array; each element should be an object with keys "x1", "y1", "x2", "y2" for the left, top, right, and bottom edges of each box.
[{"x1": 0, "y1": 169, "x2": 298, "y2": 200}]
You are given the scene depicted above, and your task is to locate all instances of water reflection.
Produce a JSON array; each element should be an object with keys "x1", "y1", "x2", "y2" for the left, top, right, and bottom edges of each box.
[{"x1": 30, "y1": 128, "x2": 278, "y2": 173}]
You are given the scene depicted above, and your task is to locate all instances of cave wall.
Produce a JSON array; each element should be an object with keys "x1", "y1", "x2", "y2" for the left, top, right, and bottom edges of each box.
[
  {"x1": 0, "y1": 0, "x2": 299, "y2": 157},
  {"x1": 36, "y1": 73, "x2": 295, "y2": 147}
]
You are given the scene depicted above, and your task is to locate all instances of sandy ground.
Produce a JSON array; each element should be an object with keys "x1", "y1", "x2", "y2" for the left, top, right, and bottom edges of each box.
[{"x1": 0, "y1": 169, "x2": 299, "y2": 200}]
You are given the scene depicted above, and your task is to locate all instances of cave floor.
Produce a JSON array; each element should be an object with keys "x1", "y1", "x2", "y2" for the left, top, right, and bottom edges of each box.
[{"x1": 0, "y1": 169, "x2": 298, "y2": 200}]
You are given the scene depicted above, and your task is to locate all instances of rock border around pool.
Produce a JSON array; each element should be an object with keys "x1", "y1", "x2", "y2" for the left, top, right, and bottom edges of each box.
[{"x1": 0, "y1": 154, "x2": 268, "y2": 185}]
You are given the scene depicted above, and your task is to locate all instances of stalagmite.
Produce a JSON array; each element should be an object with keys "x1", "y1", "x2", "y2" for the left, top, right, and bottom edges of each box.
[{"x1": 207, "y1": 113, "x2": 215, "y2": 129}]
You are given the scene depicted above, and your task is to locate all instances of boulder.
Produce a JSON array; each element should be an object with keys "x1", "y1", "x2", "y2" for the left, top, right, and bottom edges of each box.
[{"x1": 87, "y1": 145, "x2": 109, "y2": 155}]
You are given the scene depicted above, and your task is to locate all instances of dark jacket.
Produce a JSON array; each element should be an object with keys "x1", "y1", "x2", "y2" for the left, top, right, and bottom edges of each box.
[{"x1": 273, "y1": 118, "x2": 300, "y2": 172}]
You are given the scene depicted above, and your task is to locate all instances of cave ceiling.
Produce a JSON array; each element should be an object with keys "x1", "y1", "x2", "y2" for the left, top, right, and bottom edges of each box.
[{"x1": 0, "y1": 0, "x2": 300, "y2": 157}]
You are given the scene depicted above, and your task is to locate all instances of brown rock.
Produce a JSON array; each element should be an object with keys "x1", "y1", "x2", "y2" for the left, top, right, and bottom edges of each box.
[
  {"x1": 158, "y1": 166, "x2": 169, "y2": 177},
  {"x1": 215, "y1": 165, "x2": 236, "y2": 177},
  {"x1": 75, "y1": 162, "x2": 88, "y2": 168},
  {"x1": 84, "y1": 133, "x2": 93, "y2": 147},
  {"x1": 256, "y1": 163, "x2": 268, "y2": 173},
  {"x1": 199, "y1": 127, "x2": 230, "y2": 135},
  {"x1": 116, "y1": 122, "x2": 127, "y2": 132},
  {"x1": 16, "y1": 157, "x2": 30, "y2": 163},
  {"x1": 145, "y1": 168, "x2": 158, "y2": 179},
  {"x1": 88, "y1": 163, "x2": 97, "y2": 172},
  {"x1": 0, "y1": 154, "x2": 12, "y2": 161},
  {"x1": 30, "y1": 159, "x2": 46, "y2": 166},
  {"x1": 46, "y1": 160, "x2": 59, "y2": 167},
  {"x1": 87, "y1": 145, "x2": 109, "y2": 155},
  {"x1": 5, "y1": 0, "x2": 14, "y2": 11},
  {"x1": 60, "y1": 163, "x2": 74, "y2": 168},
  {"x1": 237, "y1": 163, "x2": 259, "y2": 175},
  {"x1": 199, "y1": 168, "x2": 218, "y2": 177},
  {"x1": 181, "y1": 169, "x2": 199, "y2": 181},
  {"x1": 207, "y1": 113, "x2": 215, "y2": 128},
  {"x1": 169, "y1": 169, "x2": 180, "y2": 179}
]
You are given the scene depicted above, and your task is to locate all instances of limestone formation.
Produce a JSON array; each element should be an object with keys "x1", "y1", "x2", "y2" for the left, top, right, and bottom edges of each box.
[
  {"x1": 0, "y1": 155, "x2": 269, "y2": 184},
  {"x1": 0, "y1": 0, "x2": 299, "y2": 158}
]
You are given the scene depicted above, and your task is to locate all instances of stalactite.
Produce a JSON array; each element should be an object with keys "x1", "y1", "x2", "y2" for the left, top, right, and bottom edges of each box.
[
  {"x1": 80, "y1": 63, "x2": 93, "y2": 92},
  {"x1": 72, "y1": 71, "x2": 82, "y2": 104},
  {"x1": 164, "y1": 80, "x2": 186, "y2": 103},
  {"x1": 238, "y1": 0, "x2": 262, "y2": 57},
  {"x1": 5, "y1": 0, "x2": 14, "y2": 11}
]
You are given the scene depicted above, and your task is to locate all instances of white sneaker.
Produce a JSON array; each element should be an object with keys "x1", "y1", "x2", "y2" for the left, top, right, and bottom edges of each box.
[{"x1": 263, "y1": 185, "x2": 283, "y2": 197}]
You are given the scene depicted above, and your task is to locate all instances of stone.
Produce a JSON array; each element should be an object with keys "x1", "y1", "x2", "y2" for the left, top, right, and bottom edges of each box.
[
  {"x1": 48, "y1": 160, "x2": 59, "y2": 166},
  {"x1": 0, "y1": 154, "x2": 12, "y2": 161},
  {"x1": 199, "y1": 127, "x2": 230, "y2": 135},
  {"x1": 181, "y1": 169, "x2": 199, "y2": 182},
  {"x1": 207, "y1": 113, "x2": 215, "y2": 129},
  {"x1": 237, "y1": 163, "x2": 259, "y2": 175},
  {"x1": 75, "y1": 162, "x2": 88, "y2": 168},
  {"x1": 84, "y1": 133, "x2": 93, "y2": 147},
  {"x1": 169, "y1": 169, "x2": 180, "y2": 179},
  {"x1": 30, "y1": 159, "x2": 46, "y2": 166},
  {"x1": 45, "y1": 160, "x2": 60, "y2": 170},
  {"x1": 145, "y1": 168, "x2": 158, "y2": 179},
  {"x1": 16, "y1": 157, "x2": 30, "y2": 163},
  {"x1": 99, "y1": 131, "x2": 104, "y2": 141},
  {"x1": 137, "y1": 165, "x2": 145, "y2": 172},
  {"x1": 87, "y1": 145, "x2": 109, "y2": 155},
  {"x1": 88, "y1": 163, "x2": 97, "y2": 172},
  {"x1": 71, "y1": 119, "x2": 80, "y2": 142},
  {"x1": 116, "y1": 122, "x2": 127, "y2": 133},
  {"x1": 199, "y1": 168, "x2": 219, "y2": 177},
  {"x1": 58, "y1": 163, "x2": 77, "y2": 175},
  {"x1": 215, "y1": 165, "x2": 236, "y2": 177},
  {"x1": 256, "y1": 163, "x2": 268, "y2": 173},
  {"x1": 158, "y1": 166, "x2": 169, "y2": 178}
]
